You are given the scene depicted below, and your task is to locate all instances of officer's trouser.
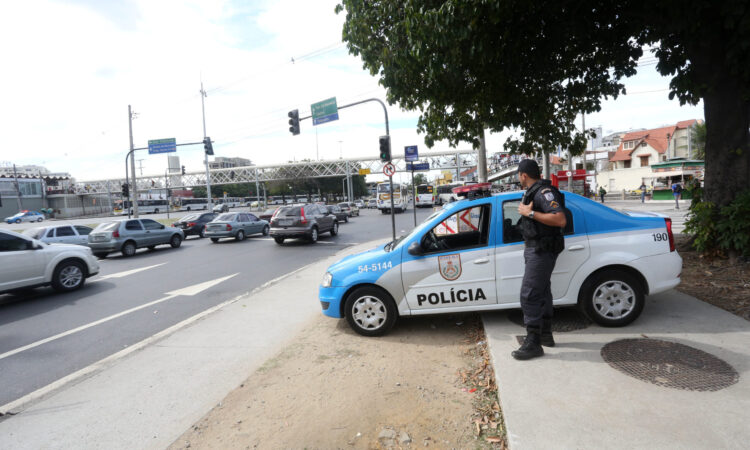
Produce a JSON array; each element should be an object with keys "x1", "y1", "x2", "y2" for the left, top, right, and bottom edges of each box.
[{"x1": 520, "y1": 247, "x2": 559, "y2": 330}]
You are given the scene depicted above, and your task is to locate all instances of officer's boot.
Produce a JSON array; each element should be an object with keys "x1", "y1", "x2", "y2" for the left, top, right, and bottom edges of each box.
[
  {"x1": 511, "y1": 327, "x2": 544, "y2": 360},
  {"x1": 541, "y1": 319, "x2": 555, "y2": 347}
]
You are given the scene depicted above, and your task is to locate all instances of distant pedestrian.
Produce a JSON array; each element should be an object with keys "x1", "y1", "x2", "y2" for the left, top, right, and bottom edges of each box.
[
  {"x1": 639, "y1": 182, "x2": 647, "y2": 203},
  {"x1": 598, "y1": 186, "x2": 606, "y2": 203},
  {"x1": 671, "y1": 181, "x2": 683, "y2": 209}
]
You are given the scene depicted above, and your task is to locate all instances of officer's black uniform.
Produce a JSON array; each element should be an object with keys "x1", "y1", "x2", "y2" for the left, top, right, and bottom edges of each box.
[{"x1": 512, "y1": 177, "x2": 565, "y2": 360}]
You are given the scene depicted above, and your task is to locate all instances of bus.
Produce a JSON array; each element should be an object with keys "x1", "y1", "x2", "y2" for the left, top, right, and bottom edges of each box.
[
  {"x1": 415, "y1": 184, "x2": 435, "y2": 207},
  {"x1": 376, "y1": 182, "x2": 408, "y2": 213},
  {"x1": 176, "y1": 198, "x2": 209, "y2": 211},
  {"x1": 435, "y1": 181, "x2": 477, "y2": 205},
  {"x1": 216, "y1": 197, "x2": 243, "y2": 208}
]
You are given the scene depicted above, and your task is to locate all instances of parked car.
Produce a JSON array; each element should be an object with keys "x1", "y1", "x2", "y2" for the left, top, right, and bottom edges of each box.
[
  {"x1": 205, "y1": 212, "x2": 270, "y2": 242},
  {"x1": 172, "y1": 212, "x2": 217, "y2": 238},
  {"x1": 23, "y1": 225, "x2": 93, "y2": 246},
  {"x1": 326, "y1": 205, "x2": 349, "y2": 223},
  {"x1": 213, "y1": 203, "x2": 229, "y2": 213},
  {"x1": 5, "y1": 210, "x2": 44, "y2": 224},
  {"x1": 0, "y1": 229, "x2": 99, "y2": 294},
  {"x1": 258, "y1": 208, "x2": 279, "y2": 222},
  {"x1": 319, "y1": 184, "x2": 682, "y2": 336},
  {"x1": 269, "y1": 204, "x2": 339, "y2": 244},
  {"x1": 367, "y1": 199, "x2": 377, "y2": 209},
  {"x1": 87, "y1": 218, "x2": 184, "y2": 258}
]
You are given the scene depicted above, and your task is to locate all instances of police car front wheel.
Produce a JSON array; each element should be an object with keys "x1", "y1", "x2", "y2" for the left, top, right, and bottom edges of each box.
[
  {"x1": 579, "y1": 270, "x2": 645, "y2": 327},
  {"x1": 344, "y1": 286, "x2": 397, "y2": 337}
]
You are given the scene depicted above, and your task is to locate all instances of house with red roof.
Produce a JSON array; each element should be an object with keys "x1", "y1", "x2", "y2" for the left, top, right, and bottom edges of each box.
[{"x1": 596, "y1": 119, "x2": 702, "y2": 191}]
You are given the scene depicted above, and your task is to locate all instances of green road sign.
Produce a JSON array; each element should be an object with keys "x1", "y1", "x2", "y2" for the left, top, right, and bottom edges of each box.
[
  {"x1": 148, "y1": 138, "x2": 176, "y2": 154},
  {"x1": 311, "y1": 97, "x2": 339, "y2": 125}
]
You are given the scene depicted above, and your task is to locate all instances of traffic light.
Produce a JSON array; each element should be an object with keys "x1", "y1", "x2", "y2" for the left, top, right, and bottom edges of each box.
[
  {"x1": 379, "y1": 135, "x2": 391, "y2": 162},
  {"x1": 203, "y1": 137, "x2": 214, "y2": 155},
  {"x1": 121, "y1": 183, "x2": 129, "y2": 197},
  {"x1": 288, "y1": 109, "x2": 300, "y2": 136},
  {"x1": 230, "y1": 170, "x2": 236, "y2": 180},
  {"x1": 181, "y1": 165, "x2": 186, "y2": 175}
]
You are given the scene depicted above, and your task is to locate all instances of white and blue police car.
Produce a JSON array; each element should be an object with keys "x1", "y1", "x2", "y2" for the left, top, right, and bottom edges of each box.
[{"x1": 319, "y1": 183, "x2": 682, "y2": 336}]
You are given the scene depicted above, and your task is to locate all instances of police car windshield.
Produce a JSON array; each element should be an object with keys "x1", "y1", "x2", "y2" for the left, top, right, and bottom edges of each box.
[{"x1": 386, "y1": 210, "x2": 442, "y2": 251}]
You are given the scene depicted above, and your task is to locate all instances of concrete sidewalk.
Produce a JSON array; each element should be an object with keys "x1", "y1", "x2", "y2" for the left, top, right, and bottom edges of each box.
[
  {"x1": 483, "y1": 290, "x2": 750, "y2": 449},
  {"x1": 0, "y1": 240, "x2": 383, "y2": 449}
]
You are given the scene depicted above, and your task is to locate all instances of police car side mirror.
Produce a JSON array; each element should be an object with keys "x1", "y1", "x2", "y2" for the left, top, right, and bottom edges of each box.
[{"x1": 408, "y1": 241, "x2": 424, "y2": 256}]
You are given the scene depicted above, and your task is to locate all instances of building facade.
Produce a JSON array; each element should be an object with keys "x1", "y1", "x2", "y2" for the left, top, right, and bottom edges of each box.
[
  {"x1": 596, "y1": 119, "x2": 701, "y2": 191},
  {"x1": 208, "y1": 156, "x2": 252, "y2": 170}
]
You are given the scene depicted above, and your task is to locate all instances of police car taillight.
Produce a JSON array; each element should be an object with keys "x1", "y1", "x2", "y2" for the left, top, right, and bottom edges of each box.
[
  {"x1": 665, "y1": 218, "x2": 675, "y2": 252},
  {"x1": 452, "y1": 182, "x2": 493, "y2": 199}
]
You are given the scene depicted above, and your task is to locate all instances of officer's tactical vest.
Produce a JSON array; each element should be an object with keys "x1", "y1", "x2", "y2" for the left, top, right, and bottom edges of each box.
[{"x1": 519, "y1": 180, "x2": 565, "y2": 254}]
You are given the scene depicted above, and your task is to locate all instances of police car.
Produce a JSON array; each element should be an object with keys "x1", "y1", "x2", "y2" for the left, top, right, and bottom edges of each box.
[{"x1": 319, "y1": 183, "x2": 681, "y2": 336}]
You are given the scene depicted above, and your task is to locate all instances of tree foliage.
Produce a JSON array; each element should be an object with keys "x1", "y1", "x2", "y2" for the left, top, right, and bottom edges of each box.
[{"x1": 336, "y1": 0, "x2": 750, "y2": 254}]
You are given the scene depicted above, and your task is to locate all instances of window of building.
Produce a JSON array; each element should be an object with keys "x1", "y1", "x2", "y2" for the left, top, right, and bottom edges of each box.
[
  {"x1": 624, "y1": 160, "x2": 632, "y2": 169},
  {"x1": 640, "y1": 156, "x2": 650, "y2": 167}
]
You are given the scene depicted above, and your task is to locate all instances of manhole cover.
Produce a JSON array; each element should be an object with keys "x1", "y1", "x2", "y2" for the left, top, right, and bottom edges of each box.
[
  {"x1": 507, "y1": 308, "x2": 591, "y2": 332},
  {"x1": 601, "y1": 339, "x2": 739, "y2": 392}
]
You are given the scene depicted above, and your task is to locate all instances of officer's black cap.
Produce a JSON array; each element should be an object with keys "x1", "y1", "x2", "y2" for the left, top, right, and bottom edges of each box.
[{"x1": 518, "y1": 159, "x2": 541, "y2": 179}]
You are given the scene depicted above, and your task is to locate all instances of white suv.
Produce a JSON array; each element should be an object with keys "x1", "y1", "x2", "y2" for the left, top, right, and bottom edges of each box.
[{"x1": 0, "y1": 229, "x2": 100, "y2": 294}]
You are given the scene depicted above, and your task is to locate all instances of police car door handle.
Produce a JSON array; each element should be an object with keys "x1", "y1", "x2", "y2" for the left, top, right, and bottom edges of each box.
[
  {"x1": 568, "y1": 244, "x2": 585, "y2": 251},
  {"x1": 473, "y1": 258, "x2": 489, "y2": 264}
]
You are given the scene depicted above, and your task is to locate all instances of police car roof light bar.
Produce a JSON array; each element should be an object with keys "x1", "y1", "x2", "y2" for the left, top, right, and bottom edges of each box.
[{"x1": 452, "y1": 182, "x2": 493, "y2": 199}]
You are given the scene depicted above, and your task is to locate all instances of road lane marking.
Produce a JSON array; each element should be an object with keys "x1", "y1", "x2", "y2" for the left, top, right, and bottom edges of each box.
[
  {"x1": 91, "y1": 263, "x2": 166, "y2": 282},
  {"x1": 0, "y1": 274, "x2": 238, "y2": 362}
]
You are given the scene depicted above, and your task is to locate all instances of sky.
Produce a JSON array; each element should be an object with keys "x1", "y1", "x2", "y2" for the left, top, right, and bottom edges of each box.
[{"x1": 0, "y1": 0, "x2": 704, "y2": 185}]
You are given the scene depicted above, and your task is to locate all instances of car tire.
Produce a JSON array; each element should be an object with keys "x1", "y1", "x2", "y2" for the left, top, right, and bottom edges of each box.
[
  {"x1": 236, "y1": 230, "x2": 245, "y2": 241},
  {"x1": 154, "y1": 209, "x2": 159, "y2": 214},
  {"x1": 37, "y1": 217, "x2": 43, "y2": 222},
  {"x1": 94, "y1": 252, "x2": 108, "y2": 259},
  {"x1": 15, "y1": 219, "x2": 21, "y2": 223},
  {"x1": 121, "y1": 241, "x2": 137, "y2": 257},
  {"x1": 51, "y1": 259, "x2": 86, "y2": 292},
  {"x1": 309, "y1": 226, "x2": 318, "y2": 243},
  {"x1": 199, "y1": 228, "x2": 206, "y2": 238},
  {"x1": 344, "y1": 216, "x2": 348, "y2": 223},
  {"x1": 344, "y1": 286, "x2": 397, "y2": 337},
  {"x1": 330, "y1": 222, "x2": 338, "y2": 236},
  {"x1": 262, "y1": 225, "x2": 269, "y2": 236},
  {"x1": 579, "y1": 270, "x2": 645, "y2": 327},
  {"x1": 211, "y1": 238, "x2": 220, "y2": 243},
  {"x1": 186, "y1": 206, "x2": 191, "y2": 211},
  {"x1": 274, "y1": 237, "x2": 285, "y2": 245},
  {"x1": 169, "y1": 235, "x2": 182, "y2": 248}
]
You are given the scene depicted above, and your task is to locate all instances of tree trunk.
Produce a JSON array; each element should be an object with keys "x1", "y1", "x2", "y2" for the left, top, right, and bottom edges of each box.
[{"x1": 702, "y1": 78, "x2": 750, "y2": 209}]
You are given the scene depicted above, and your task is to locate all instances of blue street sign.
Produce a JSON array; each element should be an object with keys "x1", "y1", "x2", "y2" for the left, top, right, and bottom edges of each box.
[
  {"x1": 148, "y1": 138, "x2": 177, "y2": 154},
  {"x1": 404, "y1": 145, "x2": 419, "y2": 162},
  {"x1": 406, "y1": 162, "x2": 430, "y2": 171}
]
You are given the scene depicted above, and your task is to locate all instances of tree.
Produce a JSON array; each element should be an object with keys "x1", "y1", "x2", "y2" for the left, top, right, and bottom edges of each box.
[
  {"x1": 336, "y1": 0, "x2": 750, "y2": 212},
  {"x1": 412, "y1": 173, "x2": 428, "y2": 187},
  {"x1": 693, "y1": 122, "x2": 707, "y2": 160}
]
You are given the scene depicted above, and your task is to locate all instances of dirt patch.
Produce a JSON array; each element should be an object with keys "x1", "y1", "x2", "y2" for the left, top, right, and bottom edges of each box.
[
  {"x1": 676, "y1": 235, "x2": 750, "y2": 321},
  {"x1": 170, "y1": 314, "x2": 505, "y2": 449}
]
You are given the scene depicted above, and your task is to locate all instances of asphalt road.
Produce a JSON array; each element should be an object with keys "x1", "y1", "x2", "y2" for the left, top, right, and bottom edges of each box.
[{"x1": 0, "y1": 207, "x2": 435, "y2": 407}]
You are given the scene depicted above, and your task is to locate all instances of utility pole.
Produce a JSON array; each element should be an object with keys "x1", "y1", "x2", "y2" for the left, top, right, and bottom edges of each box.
[
  {"x1": 128, "y1": 105, "x2": 139, "y2": 217},
  {"x1": 12, "y1": 164, "x2": 23, "y2": 211},
  {"x1": 136, "y1": 159, "x2": 145, "y2": 176},
  {"x1": 477, "y1": 129, "x2": 488, "y2": 183},
  {"x1": 201, "y1": 81, "x2": 213, "y2": 211}
]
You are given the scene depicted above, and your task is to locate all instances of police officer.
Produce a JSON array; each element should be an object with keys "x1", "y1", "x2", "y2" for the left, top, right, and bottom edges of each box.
[{"x1": 512, "y1": 159, "x2": 567, "y2": 360}]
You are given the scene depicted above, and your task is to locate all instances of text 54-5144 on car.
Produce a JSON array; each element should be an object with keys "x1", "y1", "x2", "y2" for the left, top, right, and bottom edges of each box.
[{"x1": 319, "y1": 186, "x2": 681, "y2": 336}]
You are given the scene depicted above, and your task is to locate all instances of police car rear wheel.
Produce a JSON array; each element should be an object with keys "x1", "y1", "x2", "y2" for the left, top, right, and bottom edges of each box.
[
  {"x1": 344, "y1": 287, "x2": 397, "y2": 337},
  {"x1": 580, "y1": 270, "x2": 644, "y2": 327}
]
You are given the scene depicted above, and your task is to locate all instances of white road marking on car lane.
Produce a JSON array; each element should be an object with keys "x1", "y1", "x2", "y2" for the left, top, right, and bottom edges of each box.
[
  {"x1": 91, "y1": 263, "x2": 166, "y2": 282},
  {"x1": 0, "y1": 274, "x2": 238, "y2": 362}
]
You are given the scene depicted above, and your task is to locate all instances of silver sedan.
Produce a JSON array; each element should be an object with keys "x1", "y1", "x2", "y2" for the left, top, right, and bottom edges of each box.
[
  {"x1": 23, "y1": 225, "x2": 93, "y2": 246},
  {"x1": 205, "y1": 212, "x2": 270, "y2": 242}
]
